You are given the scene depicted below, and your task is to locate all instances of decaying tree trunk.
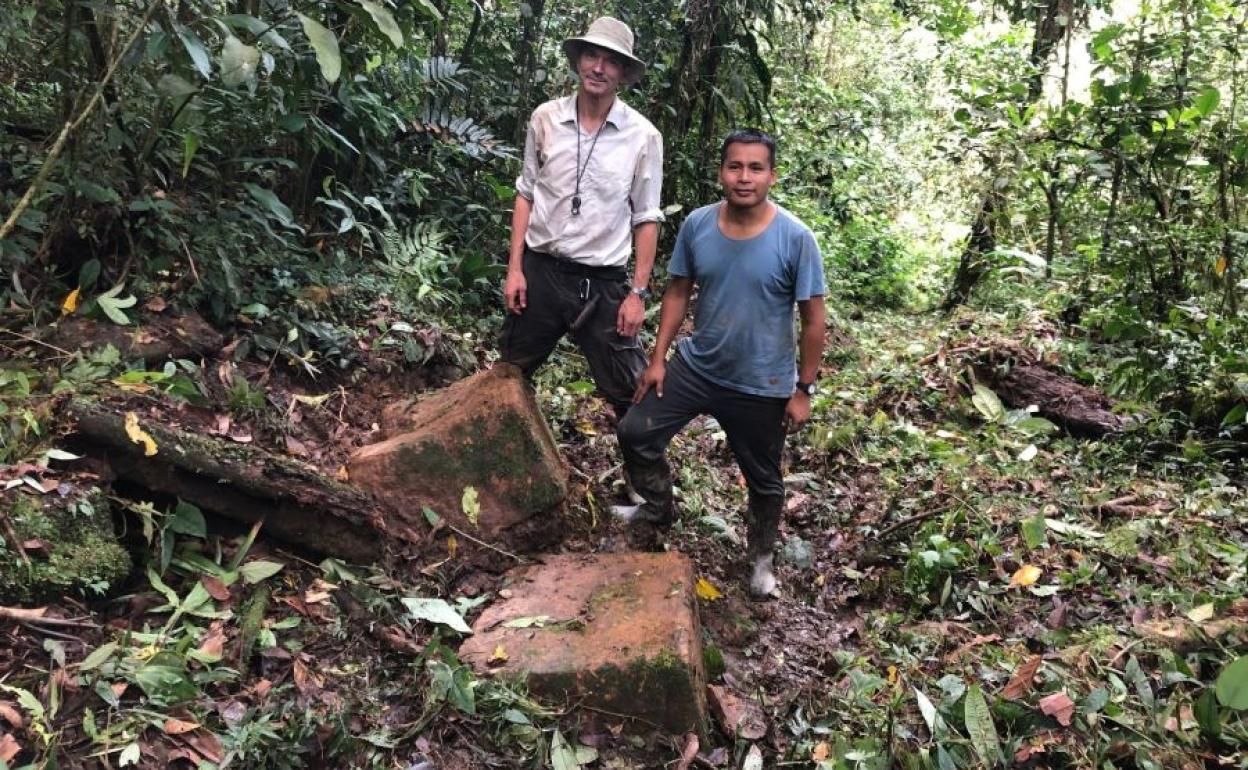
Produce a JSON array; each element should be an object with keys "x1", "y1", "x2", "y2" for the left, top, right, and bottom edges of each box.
[
  {"x1": 978, "y1": 364, "x2": 1127, "y2": 437},
  {"x1": 69, "y1": 401, "x2": 400, "y2": 562}
]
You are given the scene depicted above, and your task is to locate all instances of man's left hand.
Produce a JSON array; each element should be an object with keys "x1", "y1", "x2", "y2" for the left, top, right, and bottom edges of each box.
[
  {"x1": 616, "y1": 293, "x2": 645, "y2": 337},
  {"x1": 783, "y1": 392, "x2": 812, "y2": 433}
]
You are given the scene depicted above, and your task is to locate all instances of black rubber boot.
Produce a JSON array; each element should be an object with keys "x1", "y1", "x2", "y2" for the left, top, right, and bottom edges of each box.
[{"x1": 745, "y1": 493, "x2": 784, "y2": 599}]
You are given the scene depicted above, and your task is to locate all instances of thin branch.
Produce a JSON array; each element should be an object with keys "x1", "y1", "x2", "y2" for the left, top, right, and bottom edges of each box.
[
  {"x1": 0, "y1": 0, "x2": 165, "y2": 242},
  {"x1": 446, "y1": 523, "x2": 527, "y2": 563}
]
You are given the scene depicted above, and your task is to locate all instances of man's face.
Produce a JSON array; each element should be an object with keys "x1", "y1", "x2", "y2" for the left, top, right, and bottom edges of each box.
[
  {"x1": 719, "y1": 142, "x2": 776, "y2": 209},
  {"x1": 577, "y1": 45, "x2": 625, "y2": 98}
]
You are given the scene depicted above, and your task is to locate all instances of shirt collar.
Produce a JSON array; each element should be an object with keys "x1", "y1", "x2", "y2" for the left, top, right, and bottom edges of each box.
[{"x1": 556, "y1": 93, "x2": 630, "y2": 130}]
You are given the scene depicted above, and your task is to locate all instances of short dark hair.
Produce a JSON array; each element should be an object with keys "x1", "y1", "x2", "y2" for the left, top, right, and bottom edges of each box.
[{"x1": 720, "y1": 129, "x2": 776, "y2": 168}]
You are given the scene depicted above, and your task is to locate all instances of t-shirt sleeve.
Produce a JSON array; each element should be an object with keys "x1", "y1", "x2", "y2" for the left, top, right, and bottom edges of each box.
[
  {"x1": 668, "y1": 216, "x2": 695, "y2": 278},
  {"x1": 794, "y1": 228, "x2": 827, "y2": 301}
]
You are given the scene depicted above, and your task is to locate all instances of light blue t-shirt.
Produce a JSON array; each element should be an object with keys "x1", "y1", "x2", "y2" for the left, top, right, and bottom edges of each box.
[{"x1": 668, "y1": 203, "x2": 826, "y2": 398}]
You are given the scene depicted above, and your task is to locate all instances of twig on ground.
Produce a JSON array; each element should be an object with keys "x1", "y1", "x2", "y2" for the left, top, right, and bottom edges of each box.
[
  {"x1": 0, "y1": 512, "x2": 31, "y2": 568},
  {"x1": 18, "y1": 622, "x2": 84, "y2": 643},
  {"x1": 0, "y1": 607, "x2": 99, "y2": 628},
  {"x1": 446, "y1": 523, "x2": 527, "y2": 563},
  {"x1": 876, "y1": 504, "x2": 953, "y2": 540},
  {"x1": 0, "y1": 328, "x2": 75, "y2": 358}
]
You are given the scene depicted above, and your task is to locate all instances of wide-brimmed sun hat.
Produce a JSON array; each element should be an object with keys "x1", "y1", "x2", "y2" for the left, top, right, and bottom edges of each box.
[{"x1": 562, "y1": 17, "x2": 646, "y2": 85}]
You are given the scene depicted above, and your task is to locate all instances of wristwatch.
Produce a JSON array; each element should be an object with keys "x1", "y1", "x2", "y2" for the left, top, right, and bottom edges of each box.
[
  {"x1": 629, "y1": 286, "x2": 651, "y2": 300},
  {"x1": 796, "y1": 380, "x2": 816, "y2": 396}
]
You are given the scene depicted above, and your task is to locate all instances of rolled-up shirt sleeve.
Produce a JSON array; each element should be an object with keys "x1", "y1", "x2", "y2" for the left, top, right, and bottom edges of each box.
[
  {"x1": 515, "y1": 114, "x2": 541, "y2": 201},
  {"x1": 629, "y1": 129, "x2": 664, "y2": 227}
]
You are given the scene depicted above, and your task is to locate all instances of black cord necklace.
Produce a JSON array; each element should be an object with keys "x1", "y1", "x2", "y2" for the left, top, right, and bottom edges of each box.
[{"x1": 572, "y1": 97, "x2": 610, "y2": 216}]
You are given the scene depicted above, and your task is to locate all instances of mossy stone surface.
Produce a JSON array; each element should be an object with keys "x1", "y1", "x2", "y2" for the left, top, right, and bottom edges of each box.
[
  {"x1": 0, "y1": 486, "x2": 131, "y2": 604},
  {"x1": 459, "y1": 552, "x2": 708, "y2": 735}
]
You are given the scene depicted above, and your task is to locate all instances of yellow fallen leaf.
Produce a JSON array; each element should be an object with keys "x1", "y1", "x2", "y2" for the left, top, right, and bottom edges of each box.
[
  {"x1": 461, "y1": 486, "x2": 480, "y2": 528},
  {"x1": 446, "y1": 533, "x2": 458, "y2": 559},
  {"x1": 695, "y1": 577, "x2": 723, "y2": 601},
  {"x1": 1216, "y1": 256, "x2": 1228, "y2": 277},
  {"x1": 489, "y1": 644, "x2": 509, "y2": 663},
  {"x1": 887, "y1": 664, "x2": 899, "y2": 685},
  {"x1": 61, "y1": 287, "x2": 81, "y2": 315},
  {"x1": 163, "y1": 717, "x2": 200, "y2": 734},
  {"x1": 812, "y1": 742, "x2": 830, "y2": 762},
  {"x1": 123, "y1": 412, "x2": 158, "y2": 456},
  {"x1": 335, "y1": 465, "x2": 349, "y2": 481},
  {"x1": 1010, "y1": 564, "x2": 1042, "y2": 587}
]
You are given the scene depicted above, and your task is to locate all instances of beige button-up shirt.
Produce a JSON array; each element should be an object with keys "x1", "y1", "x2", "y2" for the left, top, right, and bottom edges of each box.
[{"x1": 516, "y1": 94, "x2": 664, "y2": 267}]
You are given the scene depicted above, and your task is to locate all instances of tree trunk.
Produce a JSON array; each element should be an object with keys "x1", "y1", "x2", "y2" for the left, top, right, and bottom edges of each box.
[
  {"x1": 942, "y1": 0, "x2": 1078, "y2": 310},
  {"x1": 978, "y1": 364, "x2": 1128, "y2": 437},
  {"x1": 69, "y1": 400, "x2": 396, "y2": 562}
]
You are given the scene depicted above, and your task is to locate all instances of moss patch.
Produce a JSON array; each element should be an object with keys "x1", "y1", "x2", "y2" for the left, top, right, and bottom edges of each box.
[{"x1": 0, "y1": 487, "x2": 131, "y2": 604}]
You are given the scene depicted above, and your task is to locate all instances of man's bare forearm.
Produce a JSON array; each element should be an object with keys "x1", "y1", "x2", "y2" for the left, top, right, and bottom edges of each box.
[
  {"x1": 632, "y1": 221, "x2": 659, "y2": 290},
  {"x1": 651, "y1": 277, "x2": 692, "y2": 364},
  {"x1": 508, "y1": 195, "x2": 533, "y2": 270},
  {"x1": 797, "y1": 296, "x2": 827, "y2": 383}
]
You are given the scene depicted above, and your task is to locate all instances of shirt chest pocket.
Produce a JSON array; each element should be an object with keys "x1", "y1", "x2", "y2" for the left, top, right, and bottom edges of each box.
[{"x1": 587, "y1": 156, "x2": 633, "y2": 204}]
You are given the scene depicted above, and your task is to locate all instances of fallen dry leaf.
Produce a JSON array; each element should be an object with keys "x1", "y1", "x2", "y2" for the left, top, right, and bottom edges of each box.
[
  {"x1": 812, "y1": 742, "x2": 830, "y2": 761},
  {"x1": 0, "y1": 701, "x2": 22, "y2": 728},
  {"x1": 1039, "y1": 691, "x2": 1075, "y2": 726},
  {"x1": 163, "y1": 717, "x2": 201, "y2": 735},
  {"x1": 1002, "y1": 655, "x2": 1043, "y2": 700},
  {"x1": 707, "y1": 684, "x2": 767, "y2": 740},
  {"x1": 0, "y1": 733, "x2": 20, "y2": 763},
  {"x1": 201, "y1": 576, "x2": 231, "y2": 602},
  {"x1": 123, "y1": 412, "x2": 158, "y2": 456},
  {"x1": 488, "y1": 644, "x2": 509, "y2": 665},
  {"x1": 197, "y1": 622, "x2": 225, "y2": 659},
  {"x1": 695, "y1": 577, "x2": 724, "y2": 601},
  {"x1": 1010, "y1": 565, "x2": 1042, "y2": 587},
  {"x1": 145, "y1": 296, "x2": 168, "y2": 313},
  {"x1": 292, "y1": 658, "x2": 323, "y2": 695}
]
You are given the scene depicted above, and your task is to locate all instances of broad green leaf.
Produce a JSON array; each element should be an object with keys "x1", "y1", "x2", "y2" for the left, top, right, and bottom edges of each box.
[
  {"x1": 169, "y1": 501, "x2": 207, "y2": 537},
  {"x1": 182, "y1": 131, "x2": 199, "y2": 179},
  {"x1": 219, "y1": 36, "x2": 259, "y2": 88},
  {"x1": 238, "y1": 559, "x2": 285, "y2": 584},
  {"x1": 1215, "y1": 655, "x2": 1248, "y2": 709},
  {"x1": 402, "y1": 597, "x2": 472, "y2": 634},
  {"x1": 0, "y1": 684, "x2": 45, "y2": 721},
  {"x1": 79, "y1": 641, "x2": 119, "y2": 671},
  {"x1": 297, "y1": 13, "x2": 341, "y2": 84},
  {"x1": 157, "y1": 73, "x2": 198, "y2": 99},
  {"x1": 356, "y1": 0, "x2": 403, "y2": 48},
  {"x1": 971, "y1": 384, "x2": 1005, "y2": 423},
  {"x1": 422, "y1": 506, "x2": 442, "y2": 527},
  {"x1": 914, "y1": 686, "x2": 945, "y2": 736},
  {"x1": 119, "y1": 742, "x2": 141, "y2": 767},
  {"x1": 1045, "y1": 518, "x2": 1104, "y2": 539},
  {"x1": 964, "y1": 684, "x2": 1000, "y2": 766},
  {"x1": 1194, "y1": 87, "x2": 1221, "y2": 118},
  {"x1": 244, "y1": 183, "x2": 302, "y2": 231},
  {"x1": 551, "y1": 730, "x2": 580, "y2": 770},
  {"x1": 412, "y1": 0, "x2": 443, "y2": 20},
  {"x1": 176, "y1": 26, "x2": 212, "y2": 78},
  {"x1": 1194, "y1": 688, "x2": 1222, "y2": 737},
  {"x1": 133, "y1": 653, "x2": 197, "y2": 705},
  {"x1": 97, "y1": 282, "x2": 137, "y2": 325},
  {"x1": 1020, "y1": 513, "x2": 1047, "y2": 550}
]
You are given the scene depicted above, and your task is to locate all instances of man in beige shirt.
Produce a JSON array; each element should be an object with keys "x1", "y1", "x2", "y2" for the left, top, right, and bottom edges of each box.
[{"x1": 500, "y1": 17, "x2": 664, "y2": 418}]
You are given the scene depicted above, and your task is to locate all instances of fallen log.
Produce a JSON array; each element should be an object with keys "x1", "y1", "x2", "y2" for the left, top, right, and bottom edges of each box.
[
  {"x1": 69, "y1": 400, "x2": 398, "y2": 562},
  {"x1": 977, "y1": 363, "x2": 1127, "y2": 437}
]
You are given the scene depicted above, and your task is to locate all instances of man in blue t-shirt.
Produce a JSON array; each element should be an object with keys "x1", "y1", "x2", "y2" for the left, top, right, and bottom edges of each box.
[{"x1": 614, "y1": 129, "x2": 827, "y2": 599}]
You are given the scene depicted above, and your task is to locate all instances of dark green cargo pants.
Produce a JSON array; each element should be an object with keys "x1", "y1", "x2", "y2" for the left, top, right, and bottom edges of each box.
[{"x1": 499, "y1": 248, "x2": 646, "y2": 415}]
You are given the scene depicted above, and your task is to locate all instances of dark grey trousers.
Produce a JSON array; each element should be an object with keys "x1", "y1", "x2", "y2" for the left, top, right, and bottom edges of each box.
[
  {"x1": 616, "y1": 354, "x2": 788, "y2": 537},
  {"x1": 499, "y1": 248, "x2": 646, "y2": 415}
]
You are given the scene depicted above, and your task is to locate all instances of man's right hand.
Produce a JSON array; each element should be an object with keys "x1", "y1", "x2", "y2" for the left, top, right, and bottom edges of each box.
[
  {"x1": 633, "y1": 360, "x2": 666, "y2": 403},
  {"x1": 504, "y1": 269, "x2": 527, "y2": 314}
]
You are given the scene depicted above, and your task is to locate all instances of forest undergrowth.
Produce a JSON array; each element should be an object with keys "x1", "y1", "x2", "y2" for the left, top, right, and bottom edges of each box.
[{"x1": 0, "y1": 302, "x2": 1245, "y2": 770}]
